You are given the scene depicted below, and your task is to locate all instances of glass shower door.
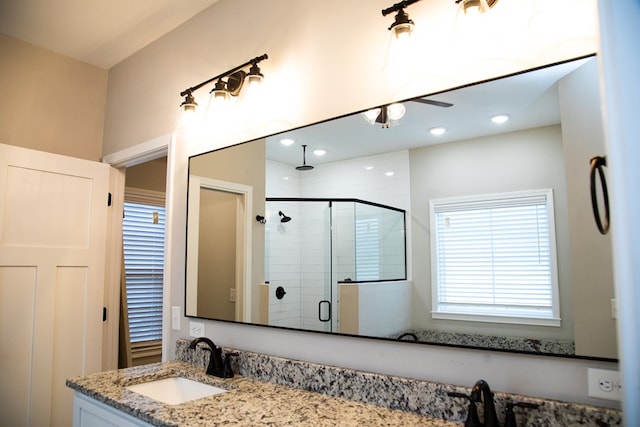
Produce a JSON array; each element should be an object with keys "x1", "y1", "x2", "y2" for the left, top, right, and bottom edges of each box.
[{"x1": 265, "y1": 200, "x2": 333, "y2": 332}]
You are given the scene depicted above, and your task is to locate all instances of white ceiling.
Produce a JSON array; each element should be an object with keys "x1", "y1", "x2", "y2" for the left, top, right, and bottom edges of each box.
[
  {"x1": 0, "y1": 0, "x2": 219, "y2": 68},
  {"x1": 267, "y1": 57, "x2": 591, "y2": 167}
]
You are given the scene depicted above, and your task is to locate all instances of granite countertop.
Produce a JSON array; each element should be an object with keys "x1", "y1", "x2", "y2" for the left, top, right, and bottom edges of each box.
[{"x1": 67, "y1": 361, "x2": 459, "y2": 427}]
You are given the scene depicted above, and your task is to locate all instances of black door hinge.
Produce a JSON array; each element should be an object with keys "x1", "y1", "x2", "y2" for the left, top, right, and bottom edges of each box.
[
  {"x1": 103, "y1": 307, "x2": 107, "y2": 322},
  {"x1": 107, "y1": 192, "x2": 112, "y2": 207}
]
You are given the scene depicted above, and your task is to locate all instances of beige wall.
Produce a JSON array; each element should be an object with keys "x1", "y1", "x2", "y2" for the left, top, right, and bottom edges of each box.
[
  {"x1": 125, "y1": 157, "x2": 167, "y2": 192},
  {"x1": 409, "y1": 125, "x2": 575, "y2": 343},
  {"x1": 197, "y1": 188, "x2": 237, "y2": 321},
  {"x1": 102, "y1": 0, "x2": 598, "y2": 157},
  {"x1": 558, "y1": 59, "x2": 616, "y2": 359},
  {"x1": 189, "y1": 139, "x2": 266, "y2": 321},
  {"x1": 0, "y1": 34, "x2": 107, "y2": 161}
]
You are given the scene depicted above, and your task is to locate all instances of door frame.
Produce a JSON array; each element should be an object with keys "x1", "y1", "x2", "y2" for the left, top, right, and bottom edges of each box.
[
  {"x1": 102, "y1": 134, "x2": 170, "y2": 364},
  {"x1": 186, "y1": 176, "x2": 253, "y2": 323}
]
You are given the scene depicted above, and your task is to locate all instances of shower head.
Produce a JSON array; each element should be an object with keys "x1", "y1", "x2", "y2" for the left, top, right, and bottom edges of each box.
[
  {"x1": 278, "y1": 211, "x2": 292, "y2": 223},
  {"x1": 295, "y1": 144, "x2": 314, "y2": 171}
]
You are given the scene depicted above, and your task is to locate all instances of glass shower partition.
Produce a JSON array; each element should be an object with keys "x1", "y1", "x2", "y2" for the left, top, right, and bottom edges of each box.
[
  {"x1": 265, "y1": 200, "x2": 333, "y2": 332},
  {"x1": 265, "y1": 198, "x2": 406, "y2": 333}
]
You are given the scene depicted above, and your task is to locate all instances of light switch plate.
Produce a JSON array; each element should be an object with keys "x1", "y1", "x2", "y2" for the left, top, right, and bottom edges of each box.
[{"x1": 171, "y1": 306, "x2": 181, "y2": 330}]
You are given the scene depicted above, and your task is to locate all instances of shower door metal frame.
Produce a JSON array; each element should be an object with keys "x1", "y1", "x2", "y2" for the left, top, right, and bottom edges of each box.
[{"x1": 266, "y1": 197, "x2": 407, "y2": 333}]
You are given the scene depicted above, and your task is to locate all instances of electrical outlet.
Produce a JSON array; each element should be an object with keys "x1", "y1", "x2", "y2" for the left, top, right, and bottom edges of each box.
[
  {"x1": 229, "y1": 288, "x2": 236, "y2": 302},
  {"x1": 171, "y1": 306, "x2": 181, "y2": 330},
  {"x1": 189, "y1": 321, "x2": 205, "y2": 337},
  {"x1": 588, "y1": 368, "x2": 622, "y2": 400}
]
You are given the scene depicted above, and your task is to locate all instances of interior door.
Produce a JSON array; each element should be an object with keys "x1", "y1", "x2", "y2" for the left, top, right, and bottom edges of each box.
[{"x1": 0, "y1": 143, "x2": 111, "y2": 427}]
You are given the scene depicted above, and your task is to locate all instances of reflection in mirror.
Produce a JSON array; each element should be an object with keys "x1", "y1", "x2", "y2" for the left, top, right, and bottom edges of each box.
[
  {"x1": 264, "y1": 197, "x2": 406, "y2": 334},
  {"x1": 186, "y1": 54, "x2": 616, "y2": 360}
]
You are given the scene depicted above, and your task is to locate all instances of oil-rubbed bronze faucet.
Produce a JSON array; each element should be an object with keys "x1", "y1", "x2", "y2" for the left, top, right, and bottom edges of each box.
[
  {"x1": 449, "y1": 380, "x2": 540, "y2": 427},
  {"x1": 471, "y1": 379, "x2": 500, "y2": 427},
  {"x1": 189, "y1": 337, "x2": 238, "y2": 378}
]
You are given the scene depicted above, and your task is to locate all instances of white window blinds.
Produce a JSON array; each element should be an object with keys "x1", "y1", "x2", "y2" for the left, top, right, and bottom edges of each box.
[
  {"x1": 123, "y1": 198, "x2": 165, "y2": 342},
  {"x1": 355, "y1": 218, "x2": 380, "y2": 281},
  {"x1": 430, "y1": 189, "x2": 560, "y2": 326}
]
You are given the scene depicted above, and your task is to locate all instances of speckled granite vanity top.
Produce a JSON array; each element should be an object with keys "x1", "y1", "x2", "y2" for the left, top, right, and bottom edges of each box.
[{"x1": 66, "y1": 361, "x2": 457, "y2": 426}]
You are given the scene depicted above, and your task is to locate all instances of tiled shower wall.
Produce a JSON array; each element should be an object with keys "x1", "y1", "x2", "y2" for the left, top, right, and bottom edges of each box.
[{"x1": 264, "y1": 150, "x2": 412, "y2": 331}]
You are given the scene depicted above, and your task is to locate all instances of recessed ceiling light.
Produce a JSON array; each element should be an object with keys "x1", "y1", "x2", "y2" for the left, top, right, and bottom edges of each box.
[
  {"x1": 385, "y1": 171, "x2": 395, "y2": 177},
  {"x1": 283, "y1": 176, "x2": 289, "y2": 180},
  {"x1": 364, "y1": 166, "x2": 374, "y2": 170},
  {"x1": 430, "y1": 127, "x2": 446, "y2": 136},
  {"x1": 313, "y1": 149, "x2": 326, "y2": 156},
  {"x1": 491, "y1": 114, "x2": 510, "y2": 124},
  {"x1": 280, "y1": 138, "x2": 295, "y2": 146}
]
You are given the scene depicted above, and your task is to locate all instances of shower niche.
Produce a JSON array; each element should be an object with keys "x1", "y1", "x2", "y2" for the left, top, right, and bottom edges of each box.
[{"x1": 263, "y1": 198, "x2": 407, "y2": 335}]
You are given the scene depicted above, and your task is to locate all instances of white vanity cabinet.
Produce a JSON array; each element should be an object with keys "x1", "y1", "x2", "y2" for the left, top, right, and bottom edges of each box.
[{"x1": 73, "y1": 393, "x2": 154, "y2": 427}]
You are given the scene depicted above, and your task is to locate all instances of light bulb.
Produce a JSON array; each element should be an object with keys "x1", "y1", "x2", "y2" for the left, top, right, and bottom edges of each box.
[
  {"x1": 387, "y1": 103, "x2": 406, "y2": 121},
  {"x1": 362, "y1": 108, "x2": 382, "y2": 125},
  {"x1": 393, "y1": 22, "x2": 413, "y2": 40}
]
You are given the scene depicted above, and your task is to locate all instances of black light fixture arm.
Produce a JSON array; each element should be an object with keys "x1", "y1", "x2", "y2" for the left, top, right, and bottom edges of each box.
[
  {"x1": 179, "y1": 54, "x2": 268, "y2": 98},
  {"x1": 381, "y1": 0, "x2": 421, "y2": 16}
]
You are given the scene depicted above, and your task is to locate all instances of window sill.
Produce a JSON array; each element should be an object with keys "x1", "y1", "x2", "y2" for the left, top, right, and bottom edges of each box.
[{"x1": 431, "y1": 311, "x2": 561, "y2": 327}]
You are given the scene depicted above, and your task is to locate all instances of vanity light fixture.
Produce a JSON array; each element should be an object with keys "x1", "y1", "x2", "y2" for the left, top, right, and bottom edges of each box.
[
  {"x1": 382, "y1": 0, "x2": 422, "y2": 40},
  {"x1": 455, "y1": 0, "x2": 499, "y2": 15},
  {"x1": 178, "y1": 54, "x2": 269, "y2": 113},
  {"x1": 491, "y1": 114, "x2": 510, "y2": 124},
  {"x1": 180, "y1": 92, "x2": 198, "y2": 113},
  {"x1": 210, "y1": 79, "x2": 230, "y2": 103},
  {"x1": 246, "y1": 62, "x2": 265, "y2": 88},
  {"x1": 178, "y1": 91, "x2": 198, "y2": 128}
]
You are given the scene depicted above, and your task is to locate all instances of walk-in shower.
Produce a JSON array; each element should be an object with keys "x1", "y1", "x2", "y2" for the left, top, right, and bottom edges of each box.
[{"x1": 263, "y1": 198, "x2": 406, "y2": 333}]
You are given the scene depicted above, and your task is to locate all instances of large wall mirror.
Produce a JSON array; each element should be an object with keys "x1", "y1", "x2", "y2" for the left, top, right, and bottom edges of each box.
[{"x1": 186, "y1": 54, "x2": 617, "y2": 361}]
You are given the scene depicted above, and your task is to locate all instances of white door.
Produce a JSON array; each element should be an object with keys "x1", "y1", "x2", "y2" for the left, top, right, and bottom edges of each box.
[{"x1": 0, "y1": 143, "x2": 111, "y2": 427}]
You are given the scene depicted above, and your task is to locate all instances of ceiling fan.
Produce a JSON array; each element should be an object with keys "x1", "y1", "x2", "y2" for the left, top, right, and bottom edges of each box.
[
  {"x1": 409, "y1": 97, "x2": 454, "y2": 108},
  {"x1": 364, "y1": 96, "x2": 453, "y2": 128}
]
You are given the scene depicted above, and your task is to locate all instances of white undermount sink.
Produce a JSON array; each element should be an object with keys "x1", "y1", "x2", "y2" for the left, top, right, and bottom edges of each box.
[{"x1": 125, "y1": 376, "x2": 227, "y2": 405}]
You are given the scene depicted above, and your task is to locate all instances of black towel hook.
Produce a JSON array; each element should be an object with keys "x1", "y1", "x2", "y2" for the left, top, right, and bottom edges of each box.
[{"x1": 589, "y1": 155, "x2": 610, "y2": 235}]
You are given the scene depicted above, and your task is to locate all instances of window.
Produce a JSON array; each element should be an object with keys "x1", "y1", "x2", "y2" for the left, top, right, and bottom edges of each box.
[
  {"x1": 355, "y1": 217, "x2": 380, "y2": 280},
  {"x1": 123, "y1": 190, "x2": 166, "y2": 343},
  {"x1": 430, "y1": 189, "x2": 560, "y2": 326}
]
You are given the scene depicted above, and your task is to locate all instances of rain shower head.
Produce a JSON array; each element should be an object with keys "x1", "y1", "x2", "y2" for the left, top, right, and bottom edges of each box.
[
  {"x1": 278, "y1": 211, "x2": 292, "y2": 223},
  {"x1": 296, "y1": 144, "x2": 314, "y2": 171}
]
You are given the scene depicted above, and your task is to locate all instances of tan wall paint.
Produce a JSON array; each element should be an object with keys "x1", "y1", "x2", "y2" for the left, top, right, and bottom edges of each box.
[
  {"x1": 102, "y1": 0, "x2": 598, "y2": 157},
  {"x1": 558, "y1": 59, "x2": 616, "y2": 359},
  {"x1": 339, "y1": 285, "x2": 359, "y2": 335},
  {"x1": 0, "y1": 34, "x2": 107, "y2": 161},
  {"x1": 409, "y1": 125, "x2": 574, "y2": 343},
  {"x1": 197, "y1": 188, "x2": 237, "y2": 321},
  {"x1": 125, "y1": 157, "x2": 168, "y2": 192},
  {"x1": 189, "y1": 139, "x2": 266, "y2": 321}
]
